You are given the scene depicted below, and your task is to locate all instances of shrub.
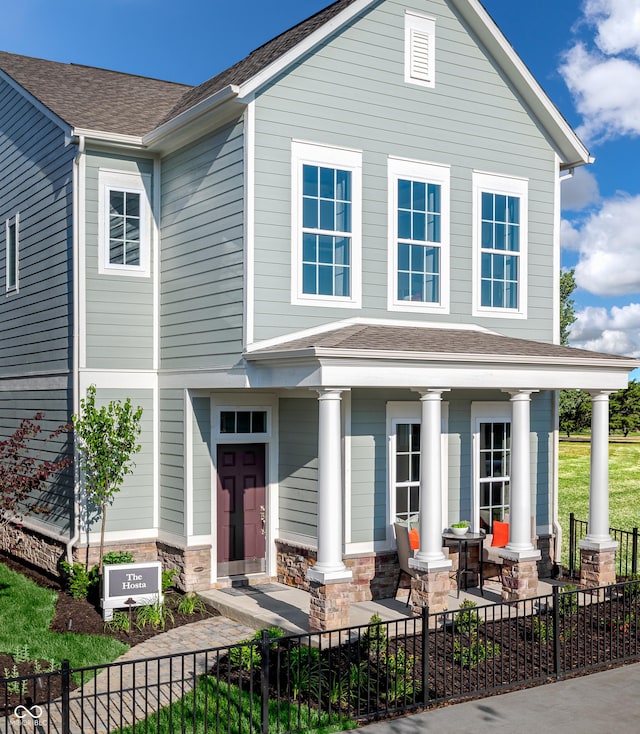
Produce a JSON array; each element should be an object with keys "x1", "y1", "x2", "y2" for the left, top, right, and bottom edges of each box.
[
  {"x1": 135, "y1": 600, "x2": 174, "y2": 631},
  {"x1": 102, "y1": 550, "x2": 134, "y2": 566},
  {"x1": 362, "y1": 613, "x2": 387, "y2": 658},
  {"x1": 531, "y1": 615, "x2": 553, "y2": 641},
  {"x1": 622, "y1": 574, "x2": 640, "y2": 602},
  {"x1": 60, "y1": 561, "x2": 99, "y2": 600},
  {"x1": 162, "y1": 568, "x2": 178, "y2": 593},
  {"x1": 384, "y1": 647, "x2": 416, "y2": 704},
  {"x1": 176, "y1": 592, "x2": 207, "y2": 616},
  {"x1": 229, "y1": 627, "x2": 285, "y2": 672},
  {"x1": 455, "y1": 599, "x2": 483, "y2": 634},
  {"x1": 284, "y1": 645, "x2": 324, "y2": 699},
  {"x1": 105, "y1": 611, "x2": 131, "y2": 633},
  {"x1": 558, "y1": 584, "x2": 579, "y2": 616},
  {"x1": 453, "y1": 637, "x2": 501, "y2": 667}
]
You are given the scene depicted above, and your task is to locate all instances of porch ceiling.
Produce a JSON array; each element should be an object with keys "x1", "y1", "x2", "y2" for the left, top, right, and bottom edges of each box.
[{"x1": 244, "y1": 324, "x2": 639, "y2": 391}]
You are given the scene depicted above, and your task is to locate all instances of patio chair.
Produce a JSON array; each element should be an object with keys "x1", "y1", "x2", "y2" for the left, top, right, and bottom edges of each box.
[
  {"x1": 482, "y1": 516, "x2": 538, "y2": 585},
  {"x1": 394, "y1": 522, "x2": 419, "y2": 607}
]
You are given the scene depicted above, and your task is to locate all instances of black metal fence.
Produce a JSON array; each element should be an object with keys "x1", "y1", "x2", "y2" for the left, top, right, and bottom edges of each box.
[
  {"x1": 568, "y1": 513, "x2": 639, "y2": 579},
  {"x1": 3, "y1": 579, "x2": 640, "y2": 733}
]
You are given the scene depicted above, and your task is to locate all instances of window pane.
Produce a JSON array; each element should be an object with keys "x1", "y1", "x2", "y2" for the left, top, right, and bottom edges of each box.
[
  {"x1": 335, "y1": 201, "x2": 350, "y2": 232},
  {"x1": 251, "y1": 411, "x2": 267, "y2": 433},
  {"x1": 506, "y1": 255, "x2": 519, "y2": 280},
  {"x1": 110, "y1": 241, "x2": 124, "y2": 264},
  {"x1": 508, "y1": 196, "x2": 519, "y2": 223},
  {"x1": 398, "y1": 179, "x2": 411, "y2": 210},
  {"x1": 318, "y1": 236, "x2": 334, "y2": 264},
  {"x1": 413, "y1": 211, "x2": 426, "y2": 241},
  {"x1": 397, "y1": 272, "x2": 410, "y2": 300},
  {"x1": 425, "y1": 246, "x2": 439, "y2": 274},
  {"x1": 494, "y1": 254, "x2": 505, "y2": 279},
  {"x1": 303, "y1": 197, "x2": 318, "y2": 229},
  {"x1": 507, "y1": 224, "x2": 519, "y2": 252},
  {"x1": 424, "y1": 273, "x2": 438, "y2": 302},
  {"x1": 303, "y1": 233, "x2": 317, "y2": 263},
  {"x1": 335, "y1": 237, "x2": 349, "y2": 265},
  {"x1": 410, "y1": 423, "x2": 421, "y2": 450},
  {"x1": 482, "y1": 193, "x2": 493, "y2": 220},
  {"x1": 481, "y1": 222, "x2": 493, "y2": 249},
  {"x1": 427, "y1": 183, "x2": 440, "y2": 213},
  {"x1": 481, "y1": 279, "x2": 492, "y2": 307},
  {"x1": 493, "y1": 280, "x2": 504, "y2": 307},
  {"x1": 319, "y1": 167, "x2": 334, "y2": 198},
  {"x1": 495, "y1": 194, "x2": 506, "y2": 221},
  {"x1": 126, "y1": 219, "x2": 140, "y2": 241},
  {"x1": 237, "y1": 412, "x2": 251, "y2": 433},
  {"x1": 110, "y1": 190, "x2": 125, "y2": 215},
  {"x1": 506, "y1": 281, "x2": 518, "y2": 309},
  {"x1": 318, "y1": 265, "x2": 333, "y2": 295},
  {"x1": 494, "y1": 223, "x2": 506, "y2": 250},
  {"x1": 427, "y1": 213, "x2": 440, "y2": 242},
  {"x1": 126, "y1": 242, "x2": 140, "y2": 266},
  {"x1": 397, "y1": 424, "x2": 409, "y2": 452},
  {"x1": 220, "y1": 412, "x2": 236, "y2": 433},
  {"x1": 398, "y1": 243, "x2": 410, "y2": 271},
  {"x1": 410, "y1": 453, "x2": 420, "y2": 482},
  {"x1": 396, "y1": 486, "x2": 408, "y2": 515},
  {"x1": 125, "y1": 192, "x2": 140, "y2": 218},
  {"x1": 396, "y1": 454, "x2": 409, "y2": 483},
  {"x1": 410, "y1": 486, "x2": 420, "y2": 513},
  {"x1": 110, "y1": 218, "x2": 124, "y2": 240},
  {"x1": 398, "y1": 210, "x2": 411, "y2": 240},
  {"x1": 481, "y1": 252, "x2": 492, "y2": 279},
  {"x1": 336, "y1": 169, "x2": 351, "y2": 201},
  {"x1": 319, "y1": 200, "x2": 334, "y2": 231},
  {"x1": 410, "y1": 273, "x2": 423, "y2": 300},
  {"x1": 413, "y1": 181, "x2": 426, "y2": 212},
  {"x1": 302, "y1": 264, "x2": 317, "y2": 294},
  {"x1": 303, "y1": 165, "x2": 318, "y2": 197},
  {"x1": 335, "y1": 266, "x2": 349, "y2": 297}
]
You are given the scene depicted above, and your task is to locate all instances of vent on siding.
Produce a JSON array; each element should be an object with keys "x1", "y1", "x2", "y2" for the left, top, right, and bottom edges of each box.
[{"x1": 405, "y1": 12, "x2": 435, "y2": 88}]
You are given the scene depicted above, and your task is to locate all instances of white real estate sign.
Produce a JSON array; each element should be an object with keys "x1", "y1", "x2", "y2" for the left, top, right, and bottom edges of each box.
[{"x1": 102, "y1": 561, "x2": 163, "y2": 621}]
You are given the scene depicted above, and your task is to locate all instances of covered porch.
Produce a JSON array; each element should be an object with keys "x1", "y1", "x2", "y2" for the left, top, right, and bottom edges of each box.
[{"x1": 244, "y1": 322, "x2": 638, "y2": 631}]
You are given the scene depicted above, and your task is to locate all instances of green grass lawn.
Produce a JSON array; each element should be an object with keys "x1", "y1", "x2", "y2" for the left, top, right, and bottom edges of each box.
[
  {"x1": 558, "y1": 439, "x2": 640, "y2": 568},
  {"x1": 0, "y1": 562, "x2": 128, "y2": 671}
]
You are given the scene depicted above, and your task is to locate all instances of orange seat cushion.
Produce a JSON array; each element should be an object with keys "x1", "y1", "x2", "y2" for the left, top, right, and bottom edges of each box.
[
  {"x1": 408, "y1": 528, "x2": 420, "y2": 550},
  {"x1": 491, "y1": 520, "x2": 509, "y2": 547}
]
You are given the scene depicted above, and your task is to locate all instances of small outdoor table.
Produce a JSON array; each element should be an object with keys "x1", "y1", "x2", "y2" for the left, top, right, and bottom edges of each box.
[{"x1": 442, "y1": 531, "x2": 485, "y2": 597}]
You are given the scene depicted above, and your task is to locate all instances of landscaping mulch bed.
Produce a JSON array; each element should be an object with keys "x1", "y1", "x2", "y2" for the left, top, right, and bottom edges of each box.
[{"x1": 0, "y1": 552, "x2": 220, "y2": 714}]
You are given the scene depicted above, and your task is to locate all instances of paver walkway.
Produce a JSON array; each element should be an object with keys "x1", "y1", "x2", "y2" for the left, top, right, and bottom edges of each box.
[{"x1": 4, "y1": 616, "x2": 255, "y2": 734}]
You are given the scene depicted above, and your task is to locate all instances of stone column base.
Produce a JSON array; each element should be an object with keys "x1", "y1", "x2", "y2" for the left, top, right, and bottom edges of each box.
[
  {"x1": 501, "y1": 558, "x2": 539, "y2": 601},
  {"x1": 409, "y1": 569, "x2": 450, "y2": 616},
  {"x1": 580, "y1": 546, "x2": 616, "y2": 587},
  {"x1": 309, "y1": 580, "x2": 351, "y2": 632}
]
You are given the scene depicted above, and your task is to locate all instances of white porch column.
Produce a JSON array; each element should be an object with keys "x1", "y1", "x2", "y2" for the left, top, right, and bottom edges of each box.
[
  {"x1": 584, "y1": 391, "x2": 614, "y2": 544},
  {"x1": 307, "y1": 389, "x2": 352, "y2": 583},
  {"x1": 504, "y1": 390, "x2": 539, "y2": 558},
  {"x1": 411, "y1": 390, "x2": 451, "y2": 569}
]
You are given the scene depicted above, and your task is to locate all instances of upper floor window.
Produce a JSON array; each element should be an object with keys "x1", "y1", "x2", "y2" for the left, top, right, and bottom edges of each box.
[
  {"x1": 405, "y1": 11, "x2": 436, "y2": 88},
  {"x1": 291, "y1": 141, "x2": 362, "y2": 308},
  {"x1": 388, "y1": 157, "x2": 450, "y2": 313},
  {"x1": 472, "y1": 172, "x2": 528, "y2": 319},
  {"x1": 99, "y1": 169, "x2": 151, "y2": 277},
  {"x1": 5, "y1": 213, "x2": 18, "y2": 293}
]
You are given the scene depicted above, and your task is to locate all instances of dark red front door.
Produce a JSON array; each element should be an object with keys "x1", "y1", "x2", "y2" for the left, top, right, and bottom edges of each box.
[{"x1": 216, "y1": 444, "x2": 266, "y2": 576}]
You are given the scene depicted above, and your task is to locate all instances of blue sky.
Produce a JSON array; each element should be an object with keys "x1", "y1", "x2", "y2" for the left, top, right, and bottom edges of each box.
[{"x1": 1, "y1": 0, "x2": 638, "y2": 364}]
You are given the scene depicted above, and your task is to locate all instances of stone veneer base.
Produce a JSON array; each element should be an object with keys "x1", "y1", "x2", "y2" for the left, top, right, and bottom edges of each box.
[
  {"x1": 580, "y1": 547, "x2": 617, "y2": 588},
  {"x1": 409, "y1": 569, "x2": 450, "y2": 616},
  {"x1": 501, "y1": 558, "x2": 539, "y2": 601},
  {"x1": 309, "y1": 580, "x2": 351, "y2": 631}
]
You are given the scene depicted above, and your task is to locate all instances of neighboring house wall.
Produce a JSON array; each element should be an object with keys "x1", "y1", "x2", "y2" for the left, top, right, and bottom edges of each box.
[
  {"x1": 251, "y1": 0, "x2": 557, "y2": 343},
  {"x1": 0, "y1": 78, "x2": 75, "y2": 544},
  {"x1": 160, "y1": 120, "x2": 245, "y2": 370},
  {"x1": 84, "y1": 151, "x2": 154, "y2": 370}
]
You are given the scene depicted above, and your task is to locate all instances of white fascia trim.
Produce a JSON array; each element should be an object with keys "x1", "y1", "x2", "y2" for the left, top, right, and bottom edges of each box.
[
  {"x1": 185, "y1": 390, "x2": 194, "y2": 537},
  {"x1": 152, "y1": 158, "x2": 161, "y2": 370},
  {"x1": 387, "y1": 156, "x2": 450, "y2": 314},
  {"x1": 553, "y1": 154, "x2": 561, "y2": 345},
  {"x1": 73, "y1": 128, "x2": 144, "y2": 148},
  {"x1": 451, "y1": 0, "x2": 590, "y2": 168},
  {"x1": 143, "y1": 85, "x2": 240, "y2": 148},
  {"x1": 78, "y1": 370, "x2": 157, "y2": 390},
  {"x1": 245, "y1": 317, "x2": 494, "y2": 354},
  {"x1": 85, "y1": 528, "x2": 159, "y2": 544},
  {"x1": 0, "y1": 69, "x2": 72, "y2": 135},
  {"x1": 244, "y1": 100, "x2": 256, "y2": 347},
  {"x1": 238, "y1": 0, "x2": 375, "y2": 99},
  {"x1": 472, "y1": 170, "x2": 528, "y2": 320}
]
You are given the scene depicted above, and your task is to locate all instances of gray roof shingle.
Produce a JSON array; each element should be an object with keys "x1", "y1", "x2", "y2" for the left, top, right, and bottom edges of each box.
[
  {"x1": 0, "y1": 51, "x2": 192, "y2": 136},
  {"x1": 246, "y1": 324, "x2": 634, "y2": 364}
]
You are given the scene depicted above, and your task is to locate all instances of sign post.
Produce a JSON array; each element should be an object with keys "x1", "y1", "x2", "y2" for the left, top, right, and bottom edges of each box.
[{"x1": 102, "y1": 562, "x2": 163, "y2": 621}]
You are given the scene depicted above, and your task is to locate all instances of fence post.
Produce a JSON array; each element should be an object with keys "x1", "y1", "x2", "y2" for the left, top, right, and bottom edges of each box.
[
  {"x1": 551, "y1": 587, "x2": 561, "y2": 680},
  {"x1": 260, "y1": 630, "x2": 270, "y2": 734},
  {"x1": 421, "y1": 606, "x2": 430, "y2": 707},
  {"x1": 61, "y1": 659, "x2": 71, "y2": 734},
  {"x1": 569, "y1": 513, "x2": 576, "y2": 578},
  {"x1": 632, "y1": 528, "x2": 638, "y2": 576}
]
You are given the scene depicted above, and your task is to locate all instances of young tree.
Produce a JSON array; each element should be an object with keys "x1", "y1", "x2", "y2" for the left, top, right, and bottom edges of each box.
[
  {"x1": 560, "y1": 269, "x2": 577, "y2": 347},
  {"x1": 73, "y1": 385, "x2": 143, "y2": 570},
  {"x1": 0, "y1": 414, "x2": 71, "y2": 533}
]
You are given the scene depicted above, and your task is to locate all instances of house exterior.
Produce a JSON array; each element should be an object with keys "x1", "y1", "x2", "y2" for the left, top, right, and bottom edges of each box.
[{"x1": 0, "y1": 0, "x2": 636, "y2": 629}]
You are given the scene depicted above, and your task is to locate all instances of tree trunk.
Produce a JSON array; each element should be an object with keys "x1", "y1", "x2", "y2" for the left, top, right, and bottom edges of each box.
[{"x1": 99, "y1": 501, "x2": 107, "y2": 573}]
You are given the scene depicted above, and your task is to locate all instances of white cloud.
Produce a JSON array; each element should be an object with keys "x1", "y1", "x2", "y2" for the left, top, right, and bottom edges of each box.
[
  {"x1": 584, "y1": 0, "x2": 640, "y2": 56},
  {"x1": 560, "y1": 218, "x2": 582, "y2": 251},
  {"x1": 561, "y1": 167, "x2": 600, "y2": 211},
  {"x1": 570, "y1": 303, "x2": 640, "y2": 357},
  {"x1": 570, "y1": 195, "x2": 640, "y2": 296}
]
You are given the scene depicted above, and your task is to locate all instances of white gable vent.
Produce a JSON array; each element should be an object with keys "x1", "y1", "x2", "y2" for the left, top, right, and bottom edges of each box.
[{"x1": 405, "y1": 11, "x2": 436, "y2": 88}]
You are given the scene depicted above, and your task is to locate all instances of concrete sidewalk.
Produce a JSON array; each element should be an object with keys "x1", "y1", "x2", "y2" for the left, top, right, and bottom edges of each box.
[{"x1": 351, "y1": 662, "x2": 640, "y2": 733}]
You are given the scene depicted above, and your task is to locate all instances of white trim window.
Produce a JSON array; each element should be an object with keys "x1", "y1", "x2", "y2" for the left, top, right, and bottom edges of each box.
[
  {"x1": 98, "y1": 169, "x2": 151, "y2": 277},
  {"x1": 5, "y1": 212, "x2": 18, "y2": 293},
  {"x1": 291, "y1": 141, "x2": 362, "y2": 308},
  {"x1": 473, "y1": 171, "x2": 528, "y2": 318},
  {"x1": 388, "y1": 157, "x2": 450, "y2": 313},
  {"x1": 386, "y1": 401, "x2": 448, "y2": 532},
  {"x1": 405, "y1": 11, "x2": 436, "y2": 88},
  {"x1": 213, "y1": 405, "x2": 272, "y2": 441},
  {"x1": 472, "y1": 403, "x2": 511, "y2": 533}
]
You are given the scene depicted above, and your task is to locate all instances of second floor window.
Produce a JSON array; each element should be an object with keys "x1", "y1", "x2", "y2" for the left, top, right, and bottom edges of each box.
[
  {"x1": 109, "y1": 190, "x2": 141, "y2": 267},
  {"x1": 302, "y1": 164, "x2": 352, "y2": 297},
  {"x1": 291, "y1": 141, "x2": 362, "y2": 308},
  {"x1": 473, "y1": 172, "x2": 528, "y2": 319},
  {"x1": 99, "y1": 169, "x2": 151, "y2": 277},
  {"x1": 388, "y1": 157, "x2": 450, "y2": 313}
]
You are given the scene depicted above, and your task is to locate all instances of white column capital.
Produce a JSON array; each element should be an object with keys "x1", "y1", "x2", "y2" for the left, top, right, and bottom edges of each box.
[
  {"x1": 315, "y1": 388, "x2": 350, "y2": 401},
  {"x1": 587, "y1": 390, "x2": 613, "y2": 402},
  {"x1": 413, "y1": 388, "x2": 450, "y2": 401},
  {"x1": 503, "y1": 389, "x2": 538, "y2": 401}
]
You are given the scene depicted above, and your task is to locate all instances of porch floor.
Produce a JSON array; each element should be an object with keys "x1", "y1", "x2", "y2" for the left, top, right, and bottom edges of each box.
[{"x1": 199, "y1": 577, "x2": 561, "y2": 635}]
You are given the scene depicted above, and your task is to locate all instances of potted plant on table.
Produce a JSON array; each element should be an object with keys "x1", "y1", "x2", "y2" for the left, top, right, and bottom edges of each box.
[{"x1": 451, "y1": 521, "x2": 470, "y2": 536}]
